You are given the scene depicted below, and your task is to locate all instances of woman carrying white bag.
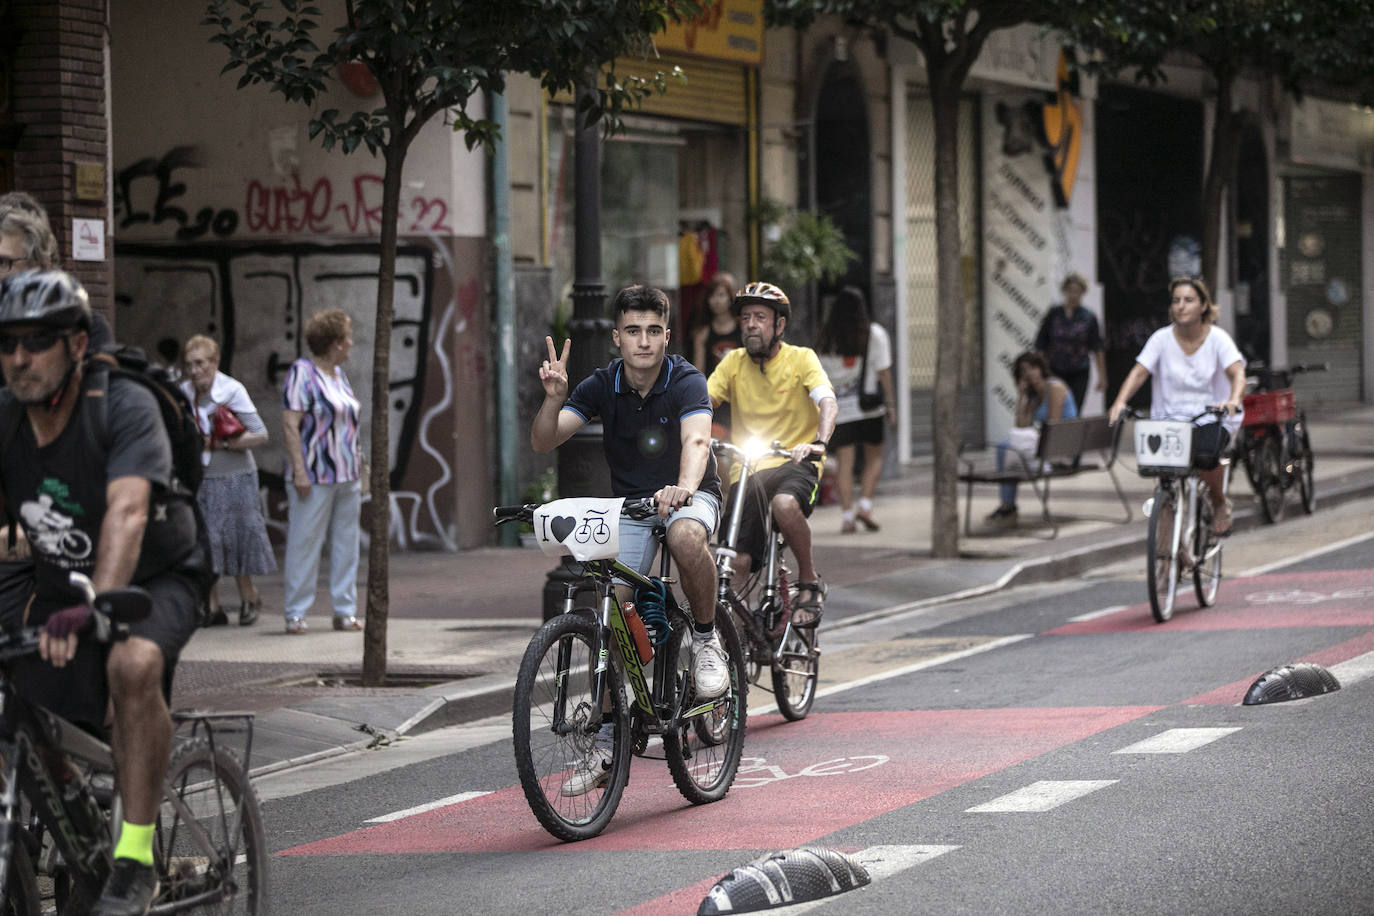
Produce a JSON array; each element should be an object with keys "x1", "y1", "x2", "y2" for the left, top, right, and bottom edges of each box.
[{"x1": 987, "y1": 351, "x2": 1078, "y2": 529}]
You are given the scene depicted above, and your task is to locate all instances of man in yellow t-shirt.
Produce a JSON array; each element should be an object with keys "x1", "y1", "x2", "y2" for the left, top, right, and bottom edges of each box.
[{"x1": 707, "y1": 282, "x2": 837, "y2": 617}]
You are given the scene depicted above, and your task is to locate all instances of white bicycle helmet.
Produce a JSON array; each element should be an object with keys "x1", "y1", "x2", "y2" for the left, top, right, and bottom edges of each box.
[{"x1": 731, "y1": 281, "x2": 791, "y2": 321}]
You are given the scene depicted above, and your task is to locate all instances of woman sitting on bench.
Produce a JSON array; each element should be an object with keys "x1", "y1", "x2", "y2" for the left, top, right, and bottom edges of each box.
[{"x1": 988, "y1": 351, "x2": 1078, "y2": 528}]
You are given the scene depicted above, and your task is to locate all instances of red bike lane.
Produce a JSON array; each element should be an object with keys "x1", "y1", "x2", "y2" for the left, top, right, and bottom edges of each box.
[{"x1": 278, "y1": 563, "x2": 1374, "y2": 906}]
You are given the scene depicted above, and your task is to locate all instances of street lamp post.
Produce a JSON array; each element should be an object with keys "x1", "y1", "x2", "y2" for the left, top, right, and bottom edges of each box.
[{"x1": 544, "y1": 82, "x2": 613, "y2": 618}]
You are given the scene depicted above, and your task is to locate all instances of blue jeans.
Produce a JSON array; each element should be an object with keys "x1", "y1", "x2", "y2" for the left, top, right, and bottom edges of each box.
[
  {"x1": 995, "y1": 441, "x2": 1019, "y2": 508},
  {"x1": 284, "y1": 479, "x2": 361, "y2": 621}
]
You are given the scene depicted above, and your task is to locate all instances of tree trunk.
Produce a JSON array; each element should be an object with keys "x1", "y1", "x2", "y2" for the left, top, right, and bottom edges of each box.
[
  {"x1": 1201, "y1": 72, "x2": 1241, "y2": 295},
  {"x1": 361, "y1": 144, "x2": 403, "y2": 687},
  {"x1": 928, "y1": 79, "x2": 965, "y2": 559}
]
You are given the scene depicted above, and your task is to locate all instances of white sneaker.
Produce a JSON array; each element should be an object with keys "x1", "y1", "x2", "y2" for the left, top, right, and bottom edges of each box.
[
  {"x1": 560, "y1": 744, "x2": 613, "y2": 797},
  {"x1": 692, "y1": 631, "x2": 730, "y2": 699}
]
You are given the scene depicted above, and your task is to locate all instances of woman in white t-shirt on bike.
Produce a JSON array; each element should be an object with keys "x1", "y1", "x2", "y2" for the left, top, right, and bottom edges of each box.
[{"x1": 1108, "y1": 276, "x2": 1246, "y2": 535}]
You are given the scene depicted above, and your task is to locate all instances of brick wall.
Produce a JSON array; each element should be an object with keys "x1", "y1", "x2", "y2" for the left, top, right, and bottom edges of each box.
[{"x1": 9, "y1": 0, "x2": 113, "y2": 321}]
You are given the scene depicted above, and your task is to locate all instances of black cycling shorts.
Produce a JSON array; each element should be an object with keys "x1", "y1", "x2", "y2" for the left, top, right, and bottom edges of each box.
[
  {"x1": 725, "y1": 460, "x2": 821, "y2": 567},
  {"x1": 11, "y1": 568, "x2": 201, "y2": 735}
]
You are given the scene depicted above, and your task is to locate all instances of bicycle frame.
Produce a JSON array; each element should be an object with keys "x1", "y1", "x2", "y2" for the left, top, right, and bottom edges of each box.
[
  {"x1": 713, "y1": 443, "x2": 794, "y2": 652},
  {"x1": 547, "y1": 538, "x2": 716, "y2": 738}
]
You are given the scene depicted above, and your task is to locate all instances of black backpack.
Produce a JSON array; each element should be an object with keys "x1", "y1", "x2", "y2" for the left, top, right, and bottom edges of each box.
[{"x1": 89, "y1": 347, "x2": 205, "y2": 495}]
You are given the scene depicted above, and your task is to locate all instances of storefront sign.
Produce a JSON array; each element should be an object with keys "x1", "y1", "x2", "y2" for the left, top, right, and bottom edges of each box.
[
  {"x1": 981, "y1": 91, "x2": 1058, "y2": 439},
  {"x1": 1289, "y1": 98, "x2": 1374, "y2": 172},
  {"x1": 656, "y1": 0, "x2": 763, "y2": 66},
  {"x1": 971, "y1": 24, "x2": 1060, "y2": 91}
]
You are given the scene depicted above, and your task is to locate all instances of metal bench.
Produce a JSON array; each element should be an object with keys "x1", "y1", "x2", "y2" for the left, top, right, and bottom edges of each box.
[{"x1": 957, "y1": 415, "x2": 1132, "y2": 538}]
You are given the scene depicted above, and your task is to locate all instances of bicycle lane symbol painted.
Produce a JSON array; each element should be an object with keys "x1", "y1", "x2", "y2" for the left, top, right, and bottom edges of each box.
[
  {"x1": 732, "y1": 755, "x2": 889, "y2": 789},
  {"x1": 1244, "y1": 586, "x2": 1374, "y2": 605}
]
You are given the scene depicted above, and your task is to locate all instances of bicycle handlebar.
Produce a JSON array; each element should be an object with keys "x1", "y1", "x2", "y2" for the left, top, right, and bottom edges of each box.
[
  {"x1": 0, "y1": 572, "x2": 151, "y2": 663},
  {"x1": 1122, "y1": 406, "x2": 1229, "y2": 423},
  {"x1": 491, "y1": 495, "x2": 687, "y2": 528},
  {"x1": 710, "y1": 438, "x2": 805, "y2": 465}
]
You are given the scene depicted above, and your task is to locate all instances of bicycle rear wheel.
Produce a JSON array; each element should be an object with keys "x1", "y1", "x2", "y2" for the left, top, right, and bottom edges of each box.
[
  {"x1": 1147, "y1": 485, "x2": 1180, "y2": 623},
  {"x1": 1256, "y1": 435, "x2": 1285, "y2": 523},
  {"x1": 664, "y1": 610, "x2": 747, "y2": 805},
  {"x1": 154, "y1": 737, "x2": 269, "y2": 914},
  {"x1": 512, "y1": 612, "x2": 630, "y2": 841},
  {"x1": 1193, "y1": 497, "x2": 1222, "y2": 607},
  {"x1": 772, "y1": 622, "x2": 819, "y2": 721},
  {"x1": 1295, "y1": 417, "x2": 1316, "y2": 514}
]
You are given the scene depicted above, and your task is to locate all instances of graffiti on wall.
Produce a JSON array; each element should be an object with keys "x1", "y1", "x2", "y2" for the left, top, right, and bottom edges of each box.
[
  {"x1": 115, "y1": 146, "x2": 455, "y2": 240},
  {"x1": 113, "y1": 241, "x2": 459, "y2": 549}
]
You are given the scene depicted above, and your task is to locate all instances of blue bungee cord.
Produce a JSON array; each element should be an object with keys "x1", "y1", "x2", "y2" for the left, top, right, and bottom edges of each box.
[{"x1": 635, "y1": 578, "x2": 672, "y2": 648}]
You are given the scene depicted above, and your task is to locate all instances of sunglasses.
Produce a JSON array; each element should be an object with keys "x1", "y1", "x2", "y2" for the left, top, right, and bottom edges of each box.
[{"x1": 0, "y1": 329, "x2": 65, "y2": 355}]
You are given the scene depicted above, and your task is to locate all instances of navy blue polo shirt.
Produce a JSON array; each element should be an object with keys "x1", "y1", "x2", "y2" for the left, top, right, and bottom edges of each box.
[{"x1": 563, "y1": 353, "x2": 721, "y2": 501}]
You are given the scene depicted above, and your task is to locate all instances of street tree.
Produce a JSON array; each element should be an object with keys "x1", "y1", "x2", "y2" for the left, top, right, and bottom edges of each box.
[
  {"x1": 204, "y1": 0, "x2": 698, "y2": 685},
  {"x1": 1064, "y1": 0, "x2": 1374, "y2": 294}
]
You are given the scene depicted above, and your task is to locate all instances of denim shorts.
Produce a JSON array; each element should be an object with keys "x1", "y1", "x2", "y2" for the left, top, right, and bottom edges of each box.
[{"x1": 616, "y1": 490, "x2": 720, "y2": 577}]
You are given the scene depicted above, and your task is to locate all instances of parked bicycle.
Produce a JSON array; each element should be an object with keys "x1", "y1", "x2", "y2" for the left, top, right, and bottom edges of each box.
[
  {"x1": 0, "y1": 573, "x2": 268, "y2": 915},
  {"x1": 1235, "y1": 362, "x2": 1325, "y2": 523},
  {"x1": 710, "y1": 439, "x2": 821, "y2": 721},
  {"x1": 1127, "y1": 407, "x2": 1230, "y2": 622},
  {"x1": 494, "y1": 497, "x2": 747, "y2": 842}
]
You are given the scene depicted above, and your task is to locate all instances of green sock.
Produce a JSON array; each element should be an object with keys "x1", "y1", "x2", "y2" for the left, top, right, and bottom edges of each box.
[{"x1": 113, "y1": 821, "x2": 155, "y2": 866}]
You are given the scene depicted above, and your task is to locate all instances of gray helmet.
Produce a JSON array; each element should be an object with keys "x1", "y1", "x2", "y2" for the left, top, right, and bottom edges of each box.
[{"x1": 0, "y1": 269, "x2": 92, "y2": 331}]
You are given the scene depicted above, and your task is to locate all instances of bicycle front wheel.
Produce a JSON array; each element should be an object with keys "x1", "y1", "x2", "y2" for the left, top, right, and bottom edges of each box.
[
  {"x1": 154, "y1": 737, "x2": 269, "y2": 915},
  {"x1": 664, "y1": 610, "x2": 747, "y2": 805},
  {"x1": 1193, "y1": 497, "x2": 1222, "y2": 607},
  {"x1": 1147, "y1": 485, "x2": 1180, "y2": 623},
  {"x1": 3, "y1": 834, "x2": 40, "y2": 916},
  {"x1": 772, "y1": 623, "x2": 819, "y2": 722},
  {"x1": 512, "y1": 612, "x2": 630, "y2": 842},
  {"x1": 1295, "y1": 417, "x2": 1316, "y2": 514}
]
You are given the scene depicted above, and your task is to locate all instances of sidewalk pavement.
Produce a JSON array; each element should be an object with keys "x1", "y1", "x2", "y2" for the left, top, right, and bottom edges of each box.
[{"x1": 171, "y1": 405, "x2": 1374, "y2": 778}]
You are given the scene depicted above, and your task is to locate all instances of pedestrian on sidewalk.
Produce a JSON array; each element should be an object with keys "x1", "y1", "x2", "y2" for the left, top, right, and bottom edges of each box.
[
  {"x1": 987, "y1": 351, "x2": 1077, "y2": 528},
  {"x1": 1035, "y1": 272, "x2": 1105, "y2": 413},
  {"x1": 180, "y1": 334, "x2": 276, "y2": 627},
  {"x1": 280, "y1": 309, "x2": 364, "y2": 634},
  {"x1": 816, "y1": 286, "x2": 895, "y2": 533},
  {"x1": 691, "y1": 271, "x2": 739, "y2": 445}
]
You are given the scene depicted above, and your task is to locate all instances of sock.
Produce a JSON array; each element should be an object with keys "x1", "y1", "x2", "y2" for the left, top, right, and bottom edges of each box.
[
  {"x1": 113, "y1": 821, "x2": 155, "y2": 866},
  {"x1": 858, "y1": 497, "x2": 873, "y2": 513},
  {"x1": 842, "y1": 509, "x2": 856, "y2": 523},
  {"x1": 692, "y1": 619, "x2": 714, "y2": 640}
]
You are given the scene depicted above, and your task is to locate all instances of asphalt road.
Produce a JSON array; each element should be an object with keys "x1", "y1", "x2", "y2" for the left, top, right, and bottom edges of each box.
[{"x1": 253, "y1": 498, "x2": 1374, "y2": 915}]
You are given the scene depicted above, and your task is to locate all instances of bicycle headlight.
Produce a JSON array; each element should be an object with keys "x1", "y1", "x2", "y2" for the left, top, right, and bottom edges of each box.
[{"x1": 743, "y1": 438, "x2": 770, "y2": 461}]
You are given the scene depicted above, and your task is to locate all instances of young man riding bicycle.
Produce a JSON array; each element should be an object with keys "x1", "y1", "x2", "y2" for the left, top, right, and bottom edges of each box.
[
  {"x1": 531, "y1": 284, "x2": 727, "y2": 794},
  {"x1": 707, "y1": 281, "x2": 837, "y2": 621},
  {"x1": 0, "y1": 270, "x2": 208, "y2": 916}
]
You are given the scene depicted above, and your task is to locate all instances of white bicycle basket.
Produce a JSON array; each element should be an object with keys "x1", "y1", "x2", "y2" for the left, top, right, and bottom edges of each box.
[
  {"x1": 1133, "y1": 419, "x2": 1193, "y2": 475},
  {"x1": 532, "y1": 497, "x2": 626, "y2": 561}
]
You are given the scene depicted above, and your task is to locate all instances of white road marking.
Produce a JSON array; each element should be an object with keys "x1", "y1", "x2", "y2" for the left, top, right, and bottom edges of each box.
[
  {"x1": 1066, "y1": 605, "x2": 1129, "y2": 623},
  {"x1": 813, "y1": 635, "x2": 1032, "y2": 702},
  {"x1": 1329, "y1": 650, "x2": 1374, "y2": 687},
  {"x1": 1235, "y1": 528, "x2": 1374, "y2": 577},
  {"x1": 1112, "y1": 727, "x2": 1241, "y2": 754},
  {"x1": 966, "y1": 780, "x2": 1117, "y2": 813},
  {"x1": 365, "y1": 791, "x2": 493, "y2": 823},
  {"x1": 751, "y1": 845, "x2": 961, "y2": 914}
]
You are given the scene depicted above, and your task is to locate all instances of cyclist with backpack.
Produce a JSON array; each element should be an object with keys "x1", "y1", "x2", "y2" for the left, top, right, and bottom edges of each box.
[
  {"x1": 707, "y1": 281, "x2": 837, "y2": 620},
  {"x1": 0, "y1": 269, "x2": 210, "y2": 916}
]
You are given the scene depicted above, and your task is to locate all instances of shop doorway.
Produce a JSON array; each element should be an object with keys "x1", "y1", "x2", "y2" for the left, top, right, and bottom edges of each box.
[
  {"x1": 1095, "y1": 85, "x2": 1203, "y2": 401},
  {"x1": 1233, "y1": 123, "x2": 1270, "y2": 365},
  {"x1": 812, "y1": 59, "x2": 872, "y2": 301}
]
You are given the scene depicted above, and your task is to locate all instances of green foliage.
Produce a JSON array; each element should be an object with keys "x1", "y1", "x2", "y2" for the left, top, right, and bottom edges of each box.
[
  {"x1": 203, "y1": 0, "x2": 703, "y2": 156},
  {"x1": 754, "y1": 201, "x2": 857, "y2": 292}
]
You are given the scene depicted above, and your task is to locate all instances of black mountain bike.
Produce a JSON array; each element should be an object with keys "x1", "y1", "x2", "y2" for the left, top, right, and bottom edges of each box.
[
  {"x1": 710, "y1": 440, "x2": 820, "y2": 721},
  {"x1": 494, "y1": 497, "x2": 747, "y2": 842},
  {"x1": 0, "y1": 573, "x2": 268, "y2": 915}
]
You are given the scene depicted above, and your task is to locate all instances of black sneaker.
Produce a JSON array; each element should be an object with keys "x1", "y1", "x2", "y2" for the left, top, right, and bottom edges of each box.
[
  {"x1": 203, "y1": 608, "x2": 230, "y2": 627},
  {"x1": 94, "y1": 859, "x2": 159, "y2": 916}
]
